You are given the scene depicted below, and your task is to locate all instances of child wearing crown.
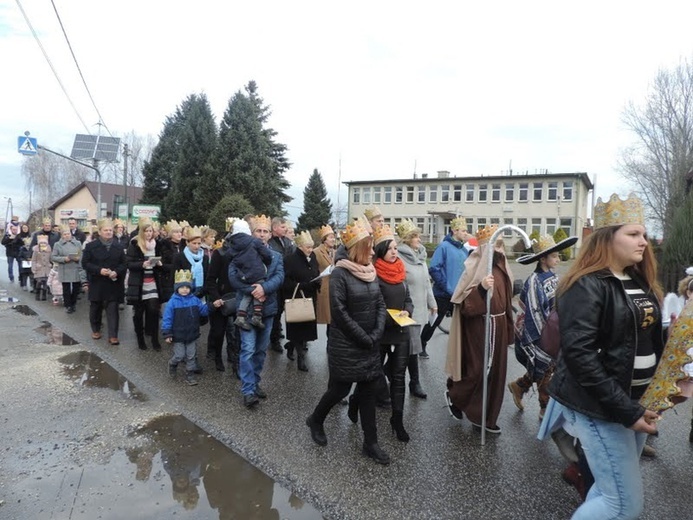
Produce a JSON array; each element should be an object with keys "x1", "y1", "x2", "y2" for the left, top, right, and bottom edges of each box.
[{"x1": 162, "y1": 269, "x2": 210, "y2": 386}]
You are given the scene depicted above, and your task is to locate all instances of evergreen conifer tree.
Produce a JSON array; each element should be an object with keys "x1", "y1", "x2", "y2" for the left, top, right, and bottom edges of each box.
[
  {"x1": 662, "y1": 193, "x2": 693, "y2": 290},
  {"x1": 296, "y1": 169, "x2": 333, "y2": 232}
]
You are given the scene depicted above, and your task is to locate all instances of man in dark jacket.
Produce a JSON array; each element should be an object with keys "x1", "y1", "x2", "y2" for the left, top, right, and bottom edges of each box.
[
  {"x1": 30, "y1": 218, "x2": 60, "y2": 248},
  {"x1": 68, "y1": 218, "x2": 87, "y2": 243},
  {"x1": 267, "y1": 217, "x2": 293, "y2": 352},
  {"x1": 2, "y1": 224, "x2": 20, "y2": 282},
  {"x1": 228, "y1": 215, "x2": 285, "y2": 408}
]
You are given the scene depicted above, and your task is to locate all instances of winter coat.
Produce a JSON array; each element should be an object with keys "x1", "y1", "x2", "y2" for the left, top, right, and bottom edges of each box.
[
  {"x1": 2, "y1": 230, "x2": 21, "y2": 258},
  {"x1": 160, "y1": 238, "x2": 186, "y2": 302},
  {"x1": 161, "y1": 291, "x2": 209, "y2": 343},
  {"x1": 172, "y1": 250, "x2": 209, "y2": 298},
  {"x1": 268, "y1": 235, "x2": 294, "y2": 258},
  {"x1": 429, "y1": 234, "x2": 469, "y2": 299},
  {"x1": 283, "y1": 248, "x2": 321, "y2": 343},
  {"x1": 81, "y1": 239, "x2": 127, "y2": 302},
  {"x1": 113, "y1": 233, "x2": 130, "y2": 252},
  {"x1": 31, "y1": 244, "x2": 52, "y2": 279},
  {"x1": 314, "y1": 243, "x2": 335, "y2": 324},
  {"x1": 125, "y1": 238, "x2": 164, "y2": 304},
  {"x1": 204, "y1": 245, "x2": 235, "y2": 315},
  {"x1": 51, "y1": 237, "x2": 83, "y2": 283},
  {"x1": 327, "y1": 247, "x2": 387, "y2": 382},
  {"x1": 398, "y1": 243, "x2": 436, "y2": 326},
  {"x1": 30, "y1": 229, "x2": 59, "y2": 249},
  {"x1": 70, "y1": 228, "x2": 87, "y2": 244},
  {"x1": 549, "y1": 269, "x2": 664, "y2": 427},
  {"x1": 229, "y1": 247, "x2": 284, "y2": 318},
  {"x1": 377, "y1": 275, "x2": 413, "y2": 346},
  {"x1": 47, "y1": 268, "x2": 63, "y2": 296},
  {"x1": 228, "y1": 233, "x2": 273, "y2": 283}
]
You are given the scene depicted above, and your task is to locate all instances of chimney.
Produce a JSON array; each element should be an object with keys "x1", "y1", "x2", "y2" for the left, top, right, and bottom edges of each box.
[
  {"x1": 421, "y1": 173, "x2": 428, "y2": 179},
  {"x1": 437, "y1": 170, "x2": 450, "y2": 179}
]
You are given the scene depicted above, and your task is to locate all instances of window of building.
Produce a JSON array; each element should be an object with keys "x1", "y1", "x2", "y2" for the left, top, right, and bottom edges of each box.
[
  {"x1": 533, "y1": 182, "x2": 543, "y2": 202},
  {"x1": 418, "y1": 187, "x2": 426, "y2": 203},
  {"x1": 416, "y1": 218, "x2": 425, "y2": 234},
  {"x1": 546, "y1": 218, "x2": 557, "y2": 235},
  {"x1": 491, "y1": 183, "x2": 501, "y2": 202},
  {"x1": 452, "y1": 184, "x2": 462, "y2": 202},
  {"x1": 503, "y1": 217, "x2": 513, "y2": 236},
  {"x1": 429, "y1": 185, "x2": 438, "y2": 203},
  {"x1": 518, "y1": 183, "x2": 528, "y2": 202},
  {"x1": 466, "y1": 184, "x2": 475, "y2": 202},
  {"x1": 531, "y1": 218, "x2": 542, "y2": 235},
  {"x1": 373, "y1": 187, "x2": 381, "y2": 204},
  {"x1": 560, "y1": 217, "x2": 573, "y2": 235},
  {"x1": 547, "y1": 182, "x2": 558, "y2": 201},
  {"x1": 563, "y1": 181, "x2": 573, "y2": 201},
  {"x1": 505, "y1": 183, "x2": 514, "y2": 202},
  {"x1": 517, "y1": 217, "x2": 527, "y2": 233},
  {"x1": 490, "y1": 217, "x2": 500, "y2": 227},
  {"x1": 406, "y1": 186, "x2": 415, "y2": 203},
  {"x1": 362, "y1": 187, "x2": 371, "y2": 204},
  {"x1": 353, "y1": 187, "x2": 360, "y2": 204},
  {"x1": 440, "y1": 184, "x2": 449, "y2": 203},
  {"x1": 384, "y1": 187, "x2": 392, "y2": 204},
  {"x1": 476, "y1": 217, "x2": 487, "y2": 231},
  {"x1": 395, "y1": 187, "x2": 403, "y2": 204},
  {"x1": 478, "y1": 183, "x2": 488, "y2": 202}
]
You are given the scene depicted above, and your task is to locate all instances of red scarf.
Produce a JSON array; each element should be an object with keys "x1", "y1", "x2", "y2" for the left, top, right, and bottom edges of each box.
[{"x1": 374, "y1": 257, "x2": 406, "y2": 284}]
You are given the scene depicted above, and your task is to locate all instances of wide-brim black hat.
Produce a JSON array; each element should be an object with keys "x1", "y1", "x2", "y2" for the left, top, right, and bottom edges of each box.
[{"x1": 517, "y1": 235, "x2": 578, "y2": 265}]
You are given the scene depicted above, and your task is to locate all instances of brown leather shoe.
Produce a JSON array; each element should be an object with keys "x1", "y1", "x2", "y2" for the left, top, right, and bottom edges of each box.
[
  {"x1": 92, "y1": 332, "x2": 102, "y2": 340},
  {"x1": 108, "y1": 337, "x2": 120, "y2": 345}
]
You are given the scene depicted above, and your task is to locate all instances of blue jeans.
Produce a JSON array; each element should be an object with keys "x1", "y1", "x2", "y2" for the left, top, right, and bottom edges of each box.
[
  {"x1": 239, "y1": 316, "x2": 274, "y2": 395},
  {"x1": 7, "y1": 256, "x2": 17, "y2": 281},
  {"x1": 563, "y1": 406, "x2": 647, "y2": 520}
]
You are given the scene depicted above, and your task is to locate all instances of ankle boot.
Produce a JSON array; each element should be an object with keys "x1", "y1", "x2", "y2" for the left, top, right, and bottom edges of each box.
[
  {"x1": 347, "y1": 394, "x2": 359, "y2": 424},
  {"x1": 390, "y1": 411, "x2": 410, "y2": 442},
  {"x1": 362, "y1": 441, "x2": 390, "y2": 465},
  {"x1": 408, "y1": 355, "x2": 427, "y2": 399},
  {"x1": 151, "y1": 335, "x2": 161, "y2": 351},
  {"x1": 41, "y1": 287, "x2": 47, "y2": 301},
  {"x1": 296, "y1": 343, "x2": 308, "y2": 372},
  {"x1": 136, "y1": 333, "x2": 147, "y2": 350},
  {"x1": 285, "y1": 341, "x2": 295, "y2": 360}
]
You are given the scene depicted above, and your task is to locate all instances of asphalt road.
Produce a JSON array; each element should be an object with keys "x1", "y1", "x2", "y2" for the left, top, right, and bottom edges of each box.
[{"x1": 0, "y1": 257, "x2": 691, "y2": 520}]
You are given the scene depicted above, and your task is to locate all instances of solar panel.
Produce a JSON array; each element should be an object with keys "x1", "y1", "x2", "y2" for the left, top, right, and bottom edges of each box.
[{"x1": 70, "y1": 134, "x2": 121, "y2": 162}]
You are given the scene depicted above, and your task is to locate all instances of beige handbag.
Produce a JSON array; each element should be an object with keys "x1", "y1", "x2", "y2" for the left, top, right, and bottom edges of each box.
[{"x1": 284, "y1": 284, "x2": 315, "y2": 323}]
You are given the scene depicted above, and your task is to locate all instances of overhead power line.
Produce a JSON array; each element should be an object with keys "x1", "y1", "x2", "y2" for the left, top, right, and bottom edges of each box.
[
  {"x1": 15, "y1": 0, "x2": 91, "y2": 134},
  {"x1": 50, "y1": 0, "x2": 113, "y2": 138}
]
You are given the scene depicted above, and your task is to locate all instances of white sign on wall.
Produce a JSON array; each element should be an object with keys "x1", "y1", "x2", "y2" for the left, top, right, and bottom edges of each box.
[
  {"x1": 59, "y1": 208, "x2": 89, "y2": 219},
  {"x1": 131, "y1": 204, "x2": 161, "y2": 223}
]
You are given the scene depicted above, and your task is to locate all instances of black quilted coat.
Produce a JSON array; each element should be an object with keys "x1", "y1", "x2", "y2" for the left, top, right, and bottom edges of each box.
[{"x1": 327, "y1": 248, "x2": 386, "y2": 382}]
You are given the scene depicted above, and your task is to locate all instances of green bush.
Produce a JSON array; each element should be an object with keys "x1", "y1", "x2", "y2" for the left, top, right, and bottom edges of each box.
[
  {"x1": 207, "y1": 194, "x2": 256, "y2": 235},
  {"x1": 553, "y1": 228, "x2": 572, "y2": 261}
]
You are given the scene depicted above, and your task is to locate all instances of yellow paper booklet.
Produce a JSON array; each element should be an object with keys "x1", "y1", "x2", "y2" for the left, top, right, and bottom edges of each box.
[{"x1": 387, "y1": 309, "x2": 416, "y2": 327}]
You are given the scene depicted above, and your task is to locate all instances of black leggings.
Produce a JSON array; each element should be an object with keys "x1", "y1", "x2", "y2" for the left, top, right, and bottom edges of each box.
[
  {"x1": 312, "y1": 378, "x2": 378, "y2": 444},
  {"x1": 133, "y1": 299, "x2": 160, "y2": 337},
  {"x1": 62, "y1": 282, "x2": 80, "y2": 308}
]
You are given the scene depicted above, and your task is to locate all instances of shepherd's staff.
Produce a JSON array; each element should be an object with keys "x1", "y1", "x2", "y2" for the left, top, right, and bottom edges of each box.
[{"x1": 480, "y1": 225, "x2": 531, "y2": 445}]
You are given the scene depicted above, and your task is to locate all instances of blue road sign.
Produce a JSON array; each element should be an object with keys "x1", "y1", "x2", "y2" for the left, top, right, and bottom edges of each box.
[{"x1": 18, "y1": 136, "x2": 38, "y2": 155}]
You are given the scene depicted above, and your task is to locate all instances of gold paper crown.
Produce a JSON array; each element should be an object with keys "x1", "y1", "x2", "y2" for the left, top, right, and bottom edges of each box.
[
  {"x1": 363, "y1": 206, "x2": 383, "y2": 221},
  {"x1": 42, "y1": 217, "x2": 52, "y2": 225},
  {"x1": 373, "y1": 224, "x2": 396, "y2": 246},
  {"x1": 174, "y1": 269, "x2": 193, "y2": 285},
  {"x1": 531, "y1": 235, "x2": 558, "y2": 254},
  {"x1": 225, "y1": 217, "x2": 237, "y2": 232},
  {"x1": 184, "y1": 225, "x2": 203, "y2": 240},
  {"x1": 395, "y1": 219, "x2": 420, "y2": 240},
  {"x1": 476, "y1": 224, "x2": 498, "y2": 244},
  {"x1": 341, "y1": 217, "x2": 371, "y2": 249},
  {"x1": 319, "y1": 225, "x2": 334, "y2": 239},
  {"x1": 294, "y1": 230, "x2": 314, "y2": 247},
  {"x1": 450, "y1": 217, "x2": 467, "y2": 231},
  {"x1": 151, "y1": 220, "x2": 160, "y2": 231},
  {"x1": 251, "y1": 214, "x2": 272, "y2": 231},
  {"x1": 179, "y1": 220, "x2": 190, "y2": 229},
  {"x1": 593, "y1": 193, "x2": 645, "y2": 229},
  {"x1": 164, "y1": 220, "x2": 182, "y2": 234},
  {"x1": 113, "y1": 218, "x2": 125, "y2": 228}
]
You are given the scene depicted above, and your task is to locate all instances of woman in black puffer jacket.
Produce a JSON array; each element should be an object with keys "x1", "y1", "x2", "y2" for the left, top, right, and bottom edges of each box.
[{"x1": 306, "y1": 220, "x2": 388, "y2": 464}]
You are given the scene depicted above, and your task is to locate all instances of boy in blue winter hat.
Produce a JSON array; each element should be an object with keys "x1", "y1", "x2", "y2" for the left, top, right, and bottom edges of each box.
[{"x1": 162, "y1": 269, "x2": 210, "y2": 385}]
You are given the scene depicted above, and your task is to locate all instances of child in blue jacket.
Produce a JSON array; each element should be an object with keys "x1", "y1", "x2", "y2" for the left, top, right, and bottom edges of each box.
[{"x1": 162, "y1": 269, "x2": 210, "y2": 385}]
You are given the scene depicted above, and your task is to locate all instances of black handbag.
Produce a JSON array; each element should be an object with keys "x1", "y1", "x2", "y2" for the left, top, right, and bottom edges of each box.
[{"x1": 220, "y1": 292, "x2": 237, "y2": 317}]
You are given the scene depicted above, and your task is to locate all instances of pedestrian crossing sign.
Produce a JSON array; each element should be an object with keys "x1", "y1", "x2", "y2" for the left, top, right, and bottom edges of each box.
[{"x1": 18, "y1": 136, "x2": 38, "y2": 155}]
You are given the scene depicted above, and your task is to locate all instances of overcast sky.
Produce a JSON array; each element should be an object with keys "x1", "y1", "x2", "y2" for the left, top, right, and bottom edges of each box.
[{"x1": 2, "y1": 0, "x2": 693, "y2": 223}]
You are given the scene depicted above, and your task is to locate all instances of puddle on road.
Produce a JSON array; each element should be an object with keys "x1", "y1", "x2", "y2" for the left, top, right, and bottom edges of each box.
[
  {"x1": 35, "y1": 320, "x2": 79, "y2": 346},
  {"x1": 58, "y1": 351, "x2": 144, "y2": 401},
  {"x1": 12, "y1": 304, "x2": 37, "y2": 316},
  {"x1": 124, "y1": 414, "x2": 325, "y2": 519}
]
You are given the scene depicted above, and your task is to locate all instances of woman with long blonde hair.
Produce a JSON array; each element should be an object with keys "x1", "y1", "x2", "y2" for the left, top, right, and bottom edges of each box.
[{"x1": 540, "y1": 194, "x2": 663, "y2": 519}]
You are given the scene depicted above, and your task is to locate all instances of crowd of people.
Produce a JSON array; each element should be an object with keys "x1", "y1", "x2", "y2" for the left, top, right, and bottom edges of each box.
[{"x1": 4, "y1": 191, "x2": 693, "y2": 519}]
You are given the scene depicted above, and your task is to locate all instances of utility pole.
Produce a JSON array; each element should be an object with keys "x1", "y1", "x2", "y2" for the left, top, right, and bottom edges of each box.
[{"x1": 122, "y1": 143, "x2": 129, "y2": 226}]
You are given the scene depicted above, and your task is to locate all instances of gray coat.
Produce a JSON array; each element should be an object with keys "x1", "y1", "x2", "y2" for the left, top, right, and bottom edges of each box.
[
  {"x1": 397, "y1": 243, "x2": 436, "y2": 325},
  {"x1": 52, "y1": 238, "x2": 83, "y2": 283}
]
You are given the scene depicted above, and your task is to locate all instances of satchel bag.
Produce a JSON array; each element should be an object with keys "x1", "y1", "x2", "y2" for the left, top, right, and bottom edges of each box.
[
  {"x1": 284, "y1": 284, "x2": 315, "y2": 323},
  {"x1": 539, "y1": 308, "x2": 560, "y2": 359},
  {"x1": 220, "y1": 292, "x2": 237, "y2": 317}
]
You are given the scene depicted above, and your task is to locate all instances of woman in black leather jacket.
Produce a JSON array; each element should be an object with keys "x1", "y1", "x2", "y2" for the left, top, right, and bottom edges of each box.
[
  {"x1": 541, "y1": 194, "x2": 663, "y2": 520},
  {"x1": 306, "y1": 220, "x2": 388, "y2": 464}
]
